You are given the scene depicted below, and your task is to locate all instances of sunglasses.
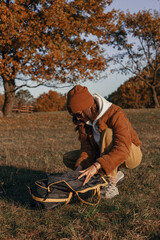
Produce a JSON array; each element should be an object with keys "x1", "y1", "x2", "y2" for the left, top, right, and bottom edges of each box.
[{"x1": 70, "y1": 112, "x2": 83, "y2": 118}]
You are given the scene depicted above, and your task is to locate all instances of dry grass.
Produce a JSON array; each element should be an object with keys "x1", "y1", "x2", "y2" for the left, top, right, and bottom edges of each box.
[{"x1": 0, "y1": 109, "x2": 159, "y2": 240}]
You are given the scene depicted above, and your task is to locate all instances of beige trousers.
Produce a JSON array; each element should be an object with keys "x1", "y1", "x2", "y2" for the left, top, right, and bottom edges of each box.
[
  {"x1": 63, "y1": 128, "x2": 142, "y2": 178},
  {"x1": 100, "y1": 128, "x2": 142, "y2": 178}
]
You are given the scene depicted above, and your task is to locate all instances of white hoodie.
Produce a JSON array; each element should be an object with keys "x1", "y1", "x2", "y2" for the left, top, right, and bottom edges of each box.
[{"x1": 86, "y1": 93, "x2": 112, "y2": 146}]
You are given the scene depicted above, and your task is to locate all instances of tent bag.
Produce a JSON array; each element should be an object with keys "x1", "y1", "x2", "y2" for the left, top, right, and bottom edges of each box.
[{"x1": 30, "y1": 170, "x2": 108, "y2": 209}]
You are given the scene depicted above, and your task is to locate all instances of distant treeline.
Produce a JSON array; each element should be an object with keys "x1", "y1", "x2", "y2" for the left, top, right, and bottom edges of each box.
[
  {"x1": 0, "y1": 90, "x2": 67, "y2": 113},
  {"x1": 106, "y1": 77, "x2": 160, "y2": 109},
  {"x1": 1, "y1": 79, "x2": 160, "y2": 113}
]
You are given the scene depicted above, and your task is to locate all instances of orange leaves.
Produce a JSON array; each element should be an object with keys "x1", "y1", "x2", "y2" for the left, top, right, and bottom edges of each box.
[
  {"x1": 1, "y1": 0, "x2": 118, "y2": 115},
  {"x1": 36, "y1": 91, "x2": 67, "y2": 112},
  {"x1": 109, "y1": 10, "x2": 160, "y2": 108},
  {"x1": 123, "y1": 10, "x2": 160, "y2": 42},
  {"x1": 1, "y1": 0, "x2": 117, "y2": 85},
  {"x1": 107, "y1": 76, "x2": 159, "y2": 109}
]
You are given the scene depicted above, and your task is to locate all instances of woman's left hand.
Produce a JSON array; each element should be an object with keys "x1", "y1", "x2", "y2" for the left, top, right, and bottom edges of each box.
[{"x1": 78, "y1": 164, "x2": 98, "y2": 185}]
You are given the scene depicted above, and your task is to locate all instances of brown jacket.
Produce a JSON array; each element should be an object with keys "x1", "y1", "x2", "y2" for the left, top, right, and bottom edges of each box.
[{"x1": 75, "y1": 104, "x2": 141, "y2": 175}]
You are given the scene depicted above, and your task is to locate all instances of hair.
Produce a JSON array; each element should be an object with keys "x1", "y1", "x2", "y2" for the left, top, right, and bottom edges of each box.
[
  {"x1": 82, "y1": 99, "x2": 99, "y2": 121},
  {"x1": 73, "y1": 100, "x2": 99, "y2": 142}
]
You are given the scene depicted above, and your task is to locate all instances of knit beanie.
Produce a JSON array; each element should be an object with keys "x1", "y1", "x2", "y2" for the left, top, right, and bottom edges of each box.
[{"x1": 67, "y1": 85, "x2": 94, "y2": 114}]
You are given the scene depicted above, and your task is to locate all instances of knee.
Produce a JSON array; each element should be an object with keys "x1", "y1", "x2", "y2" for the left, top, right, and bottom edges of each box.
[
  {"x1": 63, "y1": 150, "x2": 80, "y2": 170},
  {"x1": 125, "y1": 145, "x2": 142, "y2": 169},
  {"x1": 63, "y1": 154, "x2": 75, "y2": 170},
  {"x1": 100, "y1": 128, "x2": 113, "y2": 154}
]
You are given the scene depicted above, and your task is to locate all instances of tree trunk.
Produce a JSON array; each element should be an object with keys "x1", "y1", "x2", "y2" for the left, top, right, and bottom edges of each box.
[
  {"x1": 2, "y1": 78, "x2": 16, "y2": 116},
  {"x1": 151, "y1": 85, "x2": 160, "y2": 108}
]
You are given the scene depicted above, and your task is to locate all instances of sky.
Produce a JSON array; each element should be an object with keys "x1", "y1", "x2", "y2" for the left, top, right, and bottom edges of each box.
[{"x1": 1, "y1": 0, "x2": 159, "y2": 98}]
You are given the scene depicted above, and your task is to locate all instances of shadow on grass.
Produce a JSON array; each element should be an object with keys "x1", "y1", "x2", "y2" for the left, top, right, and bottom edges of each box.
[{"x1": 0, "y1": 165, "x2": 47, "y2": 208}]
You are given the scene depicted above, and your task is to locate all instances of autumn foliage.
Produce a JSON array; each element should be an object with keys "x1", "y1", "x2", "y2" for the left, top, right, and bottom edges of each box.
[
  {"x1": 107, "y1": 77, "x2": 160, "y2": 108},
  {"x1": 36, "y1": 91, "x2": 66, "y2": 112},
  {"x1": 0, "y1": 0, "x2": 116, "y2": 116},
  {"x1": 109, "y1": 10, "x2": 160, "y2": 108}
]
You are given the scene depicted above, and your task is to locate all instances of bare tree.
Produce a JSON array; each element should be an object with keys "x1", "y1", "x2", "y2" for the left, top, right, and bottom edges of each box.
[{"x1": 108, "y1": 10, "x2": 160, "y2": 108}]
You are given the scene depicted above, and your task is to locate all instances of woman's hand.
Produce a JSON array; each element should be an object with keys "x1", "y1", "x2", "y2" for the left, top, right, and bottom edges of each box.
[
  {"x1": 75, "y1": 165, "x2": 83, "y2": 171},
  {"x1": 78, "y1": 162, "x2": 101, "y2": 185}
]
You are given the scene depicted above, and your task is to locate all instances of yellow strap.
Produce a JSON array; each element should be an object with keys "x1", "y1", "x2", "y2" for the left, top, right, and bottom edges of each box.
[
  {"x1": 75, "y1": 191, "x2": 101, "y2": 206},
  {"x1": 74, "y1": 176, "x2": 108, "y2": 206},
  {"x1": 97, "y1": 186, "x2": 101, "y2": 199},
  {"x1": 75, "y1": 185, "x2": 102, "y2": 206},
  {"x1": 65, "y1": 192, "x2": 73, "y2": 205},
  {"x1": 36, "y1": 179, "x2": 76, "y2": 192},
  {"x1": 93, "y1": 188, "x2": 97, "y2": 197},
  {"x1": 76, "y1": 179, "x2": 108, "y2": 194},
  {"x1": 33, "y1": 174, "x2": 108, "y2": 205},
  {"x1": 35, "y1": 174, "x2": 108, "y2": 193},
  {"x1": 35, "y1": 179, "x2": 48, "y2": 190},
  {"x1": 31, "y1": 194, "x2": 70, "y2": 203},
  {"x1": 48, "y1": 179, "x2": 75, "y2": 192},
  {"x1": 100, "y1": 174, "x2": 109, "y2": 184}
]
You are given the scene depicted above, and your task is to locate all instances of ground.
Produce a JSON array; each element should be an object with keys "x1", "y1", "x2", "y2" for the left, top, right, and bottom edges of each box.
[{"x1": 0, "y1": 109, "x2": 159, "y2": 240}]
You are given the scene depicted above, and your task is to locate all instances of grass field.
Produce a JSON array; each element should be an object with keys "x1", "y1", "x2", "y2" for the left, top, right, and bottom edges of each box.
[{"x1": 0, "y1": 109, "x2": 159, "y2": 240}]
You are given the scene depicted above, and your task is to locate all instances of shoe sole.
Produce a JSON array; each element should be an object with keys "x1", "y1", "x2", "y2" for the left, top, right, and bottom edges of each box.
[{"x1": 116, "y1": 171, "x2": 124, "y2": 184}]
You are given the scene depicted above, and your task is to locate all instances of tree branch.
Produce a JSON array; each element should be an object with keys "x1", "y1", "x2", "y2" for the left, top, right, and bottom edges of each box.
[{"x1": 14, "y1": 82, "x2": 72, "y2": 92}]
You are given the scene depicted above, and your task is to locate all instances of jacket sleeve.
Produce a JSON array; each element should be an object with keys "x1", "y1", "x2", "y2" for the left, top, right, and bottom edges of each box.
[
  {"x1": 97, "y1": 110, "x2": 132, "y2": 175},
  {"x1": 75, "y1": 124, "x2": 96, "y2": 169}
]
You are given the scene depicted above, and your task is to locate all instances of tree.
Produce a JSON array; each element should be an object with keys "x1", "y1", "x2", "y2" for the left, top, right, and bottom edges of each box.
[
  {"x1": 107, "y1": 77, "x2": 160, "y2": 108},
  {"x1": 0, "y1": 94, "x2": 4, "y2": 111},
  {"x1": 108, "y1": 10, "x2": 160, "y2": 108},
  {"x1": 15, "y1": 89, "x2": 34, "y2": 106},
  {"x1": 36, "y1": 90, "x2": 66, "y2": 112},
  {"x1": 0, "y1": 0, "x2": 117, "y2": 116}
]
